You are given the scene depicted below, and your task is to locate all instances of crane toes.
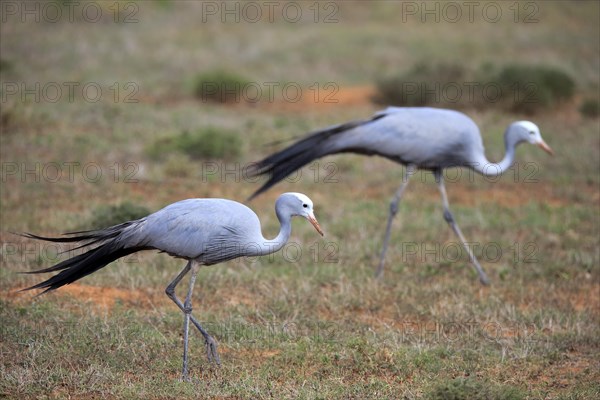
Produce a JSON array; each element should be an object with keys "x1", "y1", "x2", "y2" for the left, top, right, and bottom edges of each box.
[
  {"x1": 479, "y1": 273, "x2": 491, "y2": 286},
  {"x1": 205, "y1": 335, "x2": 221, "y2": 365},
  {"x1": 180, "y1": 372, "x2": 191, "y2": 382}
]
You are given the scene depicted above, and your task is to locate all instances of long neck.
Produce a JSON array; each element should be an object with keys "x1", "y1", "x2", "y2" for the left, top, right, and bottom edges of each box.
[
  {"x1": 472, "y1": 132, "x2": 518, "y2": 177},
  {"x1": 254, "y1": 212, "x2": 292, "y2": 256}
]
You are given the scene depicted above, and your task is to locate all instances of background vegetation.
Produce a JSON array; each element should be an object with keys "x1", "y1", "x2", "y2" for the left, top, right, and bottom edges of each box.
[
  {"x1": 1, "y1": 1, "x2": 598, "y2": 399},
  {"x1": 375, "y1": 63, "x2": 576, "y2": 114}
]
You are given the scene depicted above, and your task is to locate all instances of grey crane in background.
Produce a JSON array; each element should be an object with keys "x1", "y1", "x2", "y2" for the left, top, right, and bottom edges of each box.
[
  {"x1": 20, "y1": 192, "x2": 323, "y2": 380},
  {"x1": 248, "y1": 107, "x2": 553, "y2": 285}
]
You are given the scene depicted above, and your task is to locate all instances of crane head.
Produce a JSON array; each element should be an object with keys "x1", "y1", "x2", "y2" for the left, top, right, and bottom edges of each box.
[
  {"x1": 513, "y1": 121, "x2": 554, "y2": 155},
  {"x1": 277, "y1": 193, "x2": 324, "y2": 236}
]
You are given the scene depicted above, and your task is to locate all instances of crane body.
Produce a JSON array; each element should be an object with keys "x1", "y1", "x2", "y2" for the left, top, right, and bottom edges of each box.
[
  {"x1": 249, "y1": 107, "x2": 553, "y2": 285},
  {"x1": 21, "y1": 193, "x2": 323, "y2": 380}
]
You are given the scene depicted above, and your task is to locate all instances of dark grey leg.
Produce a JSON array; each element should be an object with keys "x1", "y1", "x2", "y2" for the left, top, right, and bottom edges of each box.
[
  {"x1": 180, "y1": 262, "x2": 200, "y2": 380},
  {"x1": 376, "y1": 164, "x2": 416, "y2": 278},
  {"x1": 165, "y1": 261, "x2": 221, "y2": 381},
  {"x1": 435, "y1": 171, "x2": 490, "y2": 285}
]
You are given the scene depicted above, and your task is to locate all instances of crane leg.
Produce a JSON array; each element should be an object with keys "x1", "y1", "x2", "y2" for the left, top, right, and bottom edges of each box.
[
  {"x1": 181, "y1": 262, "x2": 200, "y2": 381},
  {"x1": 376, "y1": 164, "x2": 415, "y2": 279},
  {"x1": 435, "y1": 171, "x2": 491, "y2": 285},
  {"x1": 165, "y1": 261, "x2": 221, "y2": 381}
]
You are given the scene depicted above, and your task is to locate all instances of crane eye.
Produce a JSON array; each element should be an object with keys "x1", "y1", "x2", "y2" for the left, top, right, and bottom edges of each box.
[
  {"x1": 529, "y1": 130, "x2": 535, "y2": 135},
  {"x1": 302, "y1": 203, "x2": 308, "y2": 208}
]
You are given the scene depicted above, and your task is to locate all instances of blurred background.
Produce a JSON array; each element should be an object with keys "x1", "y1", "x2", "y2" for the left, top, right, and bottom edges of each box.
[{"x1": 1, "y1": 1, "x2": 598, "y2": 398}]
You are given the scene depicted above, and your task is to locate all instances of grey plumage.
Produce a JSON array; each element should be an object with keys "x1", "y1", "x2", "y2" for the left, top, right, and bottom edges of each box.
[
  {"x1": 21, "y1": 192, "x2": 323, "y2": 380},
  {"x1": 248, "y1": 107, "x2": 553, "y2": 285}
]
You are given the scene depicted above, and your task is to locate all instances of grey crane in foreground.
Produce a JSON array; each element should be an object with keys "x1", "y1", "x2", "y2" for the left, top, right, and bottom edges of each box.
[
  {"x1": 248, "y1": 107, "x2": 553, "y2": 285},
  {"x1": 21, "y1": 192, "x2": 323, "y2": 380}
]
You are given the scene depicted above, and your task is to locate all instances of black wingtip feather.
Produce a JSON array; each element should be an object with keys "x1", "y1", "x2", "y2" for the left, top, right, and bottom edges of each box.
[
  {"x1": 247, "y1": 115, "x2": 383, "y2": 199},
  {"x1": 19, "y1": 220, "x2": 149, "y2": 294},
  {"x1": 22, "y1": 244, "x2": 146, "y2": 293},
  {"x1": 16, "y1": 232, "x2": 78, "y2": 242}
]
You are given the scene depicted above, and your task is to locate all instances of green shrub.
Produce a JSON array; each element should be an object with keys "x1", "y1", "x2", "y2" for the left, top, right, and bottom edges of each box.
[
  {"x1": 147, "y1": 127, "x2": 242, "y2": 161},
  {"x1": 579, "y1": 98, "x2": 599, "y2": 118},
  {"x1": 495, "y1": 64, "x2": 575, "y2": 114},
  {"x1": 373, "y1": 62, "x2": 576, "y2": 114},
  {"x1": 0, "y1": 58, "x2": 12, "y2": 72},
  {"x1": 193, "y1": 70, "x2": 252, "y2": 103},
  {"x1": 0, "y1": 101, "x2": 48, "y2": 135},
  {"x1": 426, "y1": 377, "x2": 525, "y2": 400},
  {"x1": 374, "y1": 62, "x2": 467, "y2": 106},
  {"x1": 0, "y1": 105, "x2": 14, "y2": 134},
  {"x1": 87, "y1": 201, "x2": 151, "y2": 229}
]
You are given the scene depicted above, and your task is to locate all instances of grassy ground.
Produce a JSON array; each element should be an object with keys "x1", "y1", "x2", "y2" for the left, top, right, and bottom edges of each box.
[{"x1": 1, "y1": 1, "x2": 599, "y2": 399}]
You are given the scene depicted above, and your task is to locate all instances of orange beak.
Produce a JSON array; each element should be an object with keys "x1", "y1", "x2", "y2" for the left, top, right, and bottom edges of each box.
[
  {"x1": 307, "y1": 214, "x2": 324, "y2": 236},
  {"x1": 537, "y1": 140, "x2": 554, "y2": 155}
]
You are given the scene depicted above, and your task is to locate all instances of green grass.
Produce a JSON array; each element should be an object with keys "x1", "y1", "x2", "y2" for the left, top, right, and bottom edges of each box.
[
  {"x1": 87, "y1": 201, "x2": 151, "y2": 229},
  {"x1": 146, "y1": 127, "x2": 243, "y2": 161},
  {"x1": 425, "y1": 376, "x2": 526, "y2": 400},
  {"x1": 192, "y1": 70, "x2": 253, "y2": 103},
  {"x1": 1, "y1": 1, "x2": 599, "y2": 399}
]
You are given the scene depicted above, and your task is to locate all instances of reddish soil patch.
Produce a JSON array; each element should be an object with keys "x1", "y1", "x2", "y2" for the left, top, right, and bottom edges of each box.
[
  {"x1": 261, "y1": 85, "x2": 376, "y2": 112},
  {"x1": 138, "y1": 85, "x2": 377, "y2": 113},
  {"x1": 313, "y1": 278, "x2": 599, "y2": 334},
  {"x1": 55, "y1": 284, "x2": 162, "y2": 310},
  {"x1": 4, "y1": 283, "x2": 170, "y2": 312},
  {"x1": 448, "y1": 182, "x2": 567, "y2": 208},
  {"x1": 360, "y1": 177, "x2": 596, "y2": 209},
  {"x1": 525, "y1": 350, "x2": 599, "y2": 392},
  {"x1": 4, "y1": 281, "x2": 265, "y2": 315}
]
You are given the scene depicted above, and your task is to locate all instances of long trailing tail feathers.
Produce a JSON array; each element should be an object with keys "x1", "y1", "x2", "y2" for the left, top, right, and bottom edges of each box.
[
  {"x1": 19, "y1": 221, "x2": 147, "y2": 294},
  {"x1": 248, "y1": 113, "x2": 385, "y2": 200},
  {"x1": 18, "y1": 221, "x2": 139, "y2": 255},
  {"x1": 23, "y1": 244, "x2": 144, "y2": 294}
]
